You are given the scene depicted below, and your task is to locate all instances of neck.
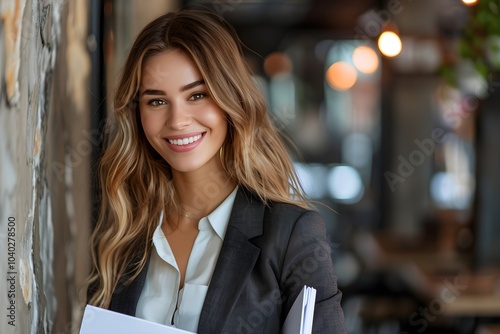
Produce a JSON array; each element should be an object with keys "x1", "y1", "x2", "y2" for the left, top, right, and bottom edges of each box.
[{"x1": 171, "y1": 167, "x2": 236, "y2": 219}]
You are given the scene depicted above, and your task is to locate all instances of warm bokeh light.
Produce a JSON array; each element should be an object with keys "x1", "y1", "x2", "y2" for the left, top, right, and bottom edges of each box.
[
  {"x1": 462, "y1": 0, "x2": 478, "y2": 5},
  {"x1": 263, "y1": 52, "x2": 293, "y2": 77},
  {"x1": 352, "y1": 45, "x2": 379, "y2": 74},
  {"x1": 378, "y1": 31, "x2": 402, "y2": 57},
  {"x1": 326, "y1": 61, "x2": 358, "y2": 91}
]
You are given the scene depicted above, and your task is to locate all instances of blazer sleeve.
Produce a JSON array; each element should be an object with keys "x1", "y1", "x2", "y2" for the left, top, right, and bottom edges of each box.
[{"x1": 280, "y1": 210, "x2": 347, "y2": 333}]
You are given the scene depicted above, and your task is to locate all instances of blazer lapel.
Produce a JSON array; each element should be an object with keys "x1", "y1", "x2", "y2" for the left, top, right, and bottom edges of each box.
[
  {"x1": 197, "y1": 188, "x2": 264, "y2": 333},
  {"x1": 109, "y1": 256, "x2": 150, "y2": 316}
]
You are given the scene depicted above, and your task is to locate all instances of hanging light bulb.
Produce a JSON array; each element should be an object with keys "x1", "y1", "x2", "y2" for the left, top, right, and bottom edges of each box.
[
  {"x1": 462, "y1": 0, "x2": 478, "y2": 5},
  {"x1": 378, "y1": 31, "x2": 402, "y2": 57}
]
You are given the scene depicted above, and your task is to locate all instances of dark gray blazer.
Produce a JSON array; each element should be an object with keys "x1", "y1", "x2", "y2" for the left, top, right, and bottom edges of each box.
[{"x1": 108, "y1": 188, "x2": 347, "y2": 333}]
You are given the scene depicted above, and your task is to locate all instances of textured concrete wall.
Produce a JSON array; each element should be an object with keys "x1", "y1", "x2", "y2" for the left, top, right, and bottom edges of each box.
[{"x1": 0, "y1": 0, "x2": 91, "y2": 333}]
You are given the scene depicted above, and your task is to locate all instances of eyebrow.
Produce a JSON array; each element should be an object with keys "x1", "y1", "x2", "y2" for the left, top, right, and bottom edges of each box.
[
  {"x1": 180, "y1": 79, "x2": 205, "y2": 92},
  {"x1": 140, "y1": 79, "x2": 205, "y2": 97}
]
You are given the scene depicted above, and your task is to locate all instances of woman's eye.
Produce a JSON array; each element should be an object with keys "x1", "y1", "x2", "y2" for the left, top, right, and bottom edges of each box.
[
  {"x1": 148, "y1": 99, "x2": 166, "y2": 106},
  {"x1": 189, "y1": 93, "x2": 206, "y2": 101}
]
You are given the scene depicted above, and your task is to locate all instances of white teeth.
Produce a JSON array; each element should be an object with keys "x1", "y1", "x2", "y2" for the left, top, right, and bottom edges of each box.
[{"x1": 168, "y1": 134, "x2": 202, "y2": 146}]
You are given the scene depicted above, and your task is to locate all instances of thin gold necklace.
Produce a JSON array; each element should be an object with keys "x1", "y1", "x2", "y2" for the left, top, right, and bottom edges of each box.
[{"x1": 175, "y1": 206, "x2": 200, "y2": 221}]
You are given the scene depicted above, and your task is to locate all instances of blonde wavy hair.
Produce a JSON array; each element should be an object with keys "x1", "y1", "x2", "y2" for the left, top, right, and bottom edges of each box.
[{"x1": 87, "y1": 9, "x2": 308, "y2": 308}]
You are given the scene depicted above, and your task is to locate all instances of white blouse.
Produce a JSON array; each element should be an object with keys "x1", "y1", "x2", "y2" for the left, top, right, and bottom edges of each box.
[{"x1": 135, "y1": 187, "x2": 238, "y2": 332}]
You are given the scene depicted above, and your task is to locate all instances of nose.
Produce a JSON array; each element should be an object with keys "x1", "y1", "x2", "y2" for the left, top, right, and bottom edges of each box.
[{"x1": 167, "y1": 102, "x2": 191, "y2": 130}]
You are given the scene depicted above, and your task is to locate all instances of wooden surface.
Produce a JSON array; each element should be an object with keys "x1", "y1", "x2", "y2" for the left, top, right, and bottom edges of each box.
[
  {"x1": 476, "y1": 325, "x2": 500, "y2": 334},
  {"x1": 355, "y1": 231, "x2": 500, "y2": 317}
]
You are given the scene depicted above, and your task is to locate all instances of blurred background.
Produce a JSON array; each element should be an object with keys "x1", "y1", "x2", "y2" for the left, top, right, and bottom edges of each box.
[{"x1": 1, "y1": 0, "x2": 499, "y2": 333}]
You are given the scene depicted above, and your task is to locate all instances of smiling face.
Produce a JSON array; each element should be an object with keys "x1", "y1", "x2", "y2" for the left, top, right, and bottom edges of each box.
[{"x1": 139, "y1": 50, "x2": 228, "y2": 176}]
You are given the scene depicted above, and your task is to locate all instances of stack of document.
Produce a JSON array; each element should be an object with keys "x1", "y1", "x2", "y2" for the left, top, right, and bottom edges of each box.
[
  {"x1": 283, "y1": 285, "x2": 317, "y2": 334},
  {"x1": 80, "y1": 285, "x2": 316, "y2": 334},
  {"x1": 79, "y1": 305, "x2": 195, "y2": 334}
]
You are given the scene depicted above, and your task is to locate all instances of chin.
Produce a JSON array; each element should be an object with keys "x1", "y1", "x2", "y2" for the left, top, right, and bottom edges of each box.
[
  {"x1": 167, "y1": 159, "x2": 206, "y2": 174},
  {"x1": 169, "y1": 154, "x2": 223, "y2": 175}
]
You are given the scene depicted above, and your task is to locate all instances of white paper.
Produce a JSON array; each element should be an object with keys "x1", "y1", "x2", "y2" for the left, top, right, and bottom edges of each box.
[
  {"x1": 79, "y1": 305, "x2": 195, "y2": 334},
  {"x1": 282, "y1": 285, "x2": 317, "y2": 334}
]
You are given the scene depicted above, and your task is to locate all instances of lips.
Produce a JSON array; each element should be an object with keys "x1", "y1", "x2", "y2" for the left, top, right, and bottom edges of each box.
[
  {"x1": 167, "y1": 133, "x2": 203, "y2": 146},
  {"x1": 163, "y1": 132, "x2": 206, "y2": 152}
]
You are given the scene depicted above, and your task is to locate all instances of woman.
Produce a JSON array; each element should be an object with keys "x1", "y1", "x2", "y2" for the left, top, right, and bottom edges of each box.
[{"x1": 87, "y1": 9, "x2": 346, "y2": 333}]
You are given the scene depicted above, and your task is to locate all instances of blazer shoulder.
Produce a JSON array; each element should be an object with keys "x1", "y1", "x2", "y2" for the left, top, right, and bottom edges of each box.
[
  {"x1": 236, "y1": 187, "x2": 325, "y2": 237},
  {"x1": 265, "y1": 201, "x2": 323, "y2": 225},
  {"x1": 257, "y1": 201, "x2": 326, "y2": 247}
]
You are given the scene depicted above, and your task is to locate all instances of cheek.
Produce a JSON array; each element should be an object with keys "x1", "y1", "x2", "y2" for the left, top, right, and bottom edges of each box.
[
  {"x1": 212, "y1": 115, "x2": 228, "y2": 143},
  {"x1": 140, "y1": 112, "x2": 160, "y2": 138},
  {"x1": 220, "y1": 120, "x2": 228, "y2": 139},
  {"x1": 205, "y1": 108, "x2": 228, "y2": 135}
]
